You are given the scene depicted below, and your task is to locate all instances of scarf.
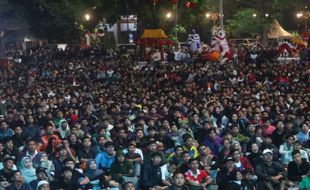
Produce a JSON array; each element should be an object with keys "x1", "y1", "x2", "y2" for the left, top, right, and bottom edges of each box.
[{"x1": 85, "y1": 159, "x2": 103, "y2": 180}]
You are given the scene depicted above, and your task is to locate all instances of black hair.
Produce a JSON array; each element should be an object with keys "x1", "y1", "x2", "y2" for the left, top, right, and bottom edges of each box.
[
  {"x1": 188, "y1": 158, "x2": 199, "y2": 164},
  {"x1": 292, "y1": 150, "x2": 301, "y2": 157}
]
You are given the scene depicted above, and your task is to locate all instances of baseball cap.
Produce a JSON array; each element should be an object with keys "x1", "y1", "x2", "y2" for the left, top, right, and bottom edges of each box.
[
  {"x1": 224, "y1": 157, "x2": 235, "y2": 163},
  {"x1": 37, "y1": 180, "x2": 49, "y2": 190},
  {"x1": 262, "y1": 149, "x2": 273, "y2": 155}
]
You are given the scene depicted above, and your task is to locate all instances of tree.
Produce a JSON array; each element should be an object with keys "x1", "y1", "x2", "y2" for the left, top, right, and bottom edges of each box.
[{"x1": 226, "y1": 8, "x2": 270, "y2": 38}]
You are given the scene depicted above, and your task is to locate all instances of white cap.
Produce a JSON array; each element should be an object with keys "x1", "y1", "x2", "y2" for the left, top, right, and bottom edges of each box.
[
  {"x1": 262, "y1": 149, "x2": 273, "y2": 155},
  {"x1": 37, "y1": 180, "x2": 49, "y2": 190}
]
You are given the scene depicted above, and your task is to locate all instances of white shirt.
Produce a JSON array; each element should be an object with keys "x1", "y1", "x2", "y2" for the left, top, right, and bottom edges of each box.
[{"x1": 161, "y1": 164, "x2": 173, "y2": 180}]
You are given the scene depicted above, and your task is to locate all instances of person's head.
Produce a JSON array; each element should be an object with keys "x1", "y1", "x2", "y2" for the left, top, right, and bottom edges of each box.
[
  {"x1": 231, "y1": 125, "x2": 240, "y2": 135},
  {"x1": 207, "y1": 128, "x2": 217, "y2": 141},
  {"x1": 116, "y1": 150, "x2": 126, "y2": 163},
  {"x1": 244, "y1": 169, "x2": 253, "y2": 181},
  {"x1": 198, "y1": 145, "x2": 211, "y2": 156},
  {"x1": 39, "y1": 152, "x2": 48, "y2": 162},
  {"x1": 183, "y1": 135, "x2": 194, "y2": 147},
  {"x1": 0, "y1": 120, "x2": 8, "y2": 131},
  {"x1": 14, "y1": 126, "x2": 23, "y2": 136},
  {"x1": 224, "y1": 157, "x2": 235, "y2": 172},
  {"x1": 147, "y1": 127, "x2": 156, "y2": 137},
  {"x1": 126, "y1": 143, "x2": 136, "y2": 154},
  {"x1": 36, "y1": 180, "x2": 50, "y2": 190},
  {"x1": 135, "y1": 129, "x2": 144, "y2": 139},
  {"x1": 63, "y1": 158, "x2": 75, "y2": 170},
  {"x1": 292, "y1": 150, "x2": 302, "y2": 164},
  {"x1": 12, "y1": 171, "x2": 24, "y2": 184},
  {"x1": 151, "y1": 152, "x2": 162, "y2": 166},
  {"x1": 117, "y1": 128, "x2": 127, "y2": 139},
  {"x1": 174, "y1": 145, "x2": 184, "y2": 156},
  {"x1": 222, "y1": 138, "x2": 231, "y2": 150},
  {"x1": 294, "y1": 141, "x2": 302, "y2": 150},
  {"x1": 3, "y1": 157, "x2": 14, "y2": 170},
  {"x1": 285, "y1": 134, "x2": 295, "y2": 145},
  {"x1": 251, "y1": 143, "x2": 259, "y2": 153},
  {"x1": 147, "y1": 141, "x2": 157, "y2": 152},
  {"x1": 60, "y1": 120, "x2": 68, "y2": 130},
  {"x1": 82, "y1": 136, "x2": 92, "y2": 148},
  {"x1": 264, "y1": 136, "x2": 273, "y2": 144},
  {"x1": 45, "y1": 124, "x2": 54, "y2": 135},
  {"x1": 27, "y1": 115, "x2": 34, "y2": 125},
  {"x1": 61, "y1": 167, "x2": 73, "y2": 180},
  {"x1": 4, "y1": 138, "x2": 13, "y2": 150},
  {"x1": 57, "y1": 146, "x2": 68, "y2": 158},
  {"x1": 172, "y1": 172, "x2": 186, "y2": 187},
  {"x1": 97, "y1": 135, "x2": 106, "y2": 146},
  {"x1": 276, "y1": 121, "x2": 284, "y2": 132},
  {"x1": 123, "y1": 181, "x2": 135, "y2": 190},
  {"x1": 301, "y1": 122, "x2": 309, "y2": 133},
  {"x1": 167, "y1": 161, "x2": 178, "y2": 173},
  {"x1": 232, "y1": 149, "x2": 241, "y2": 161},
  {"x1": 21, "y1": 156, "x2": 33, "y2": 169},
  {"x1": 262, "y1": 149, "x2": 273, "y2": 163},
  {"x1": 86, "y1": 159, "x2": 98, "y2": 171},
  {"x1": 188, "y1": 158, "x2": 200, "y2": 171},
  {"x1": 35, "y1": 167, "x2": 48, "y2": 180},
  {"x1": 104, "y1": 142, "x2": 115, "y2": 156},
  {"x1": 181, "y1": 151, "x2": 191, "y2": 163}
]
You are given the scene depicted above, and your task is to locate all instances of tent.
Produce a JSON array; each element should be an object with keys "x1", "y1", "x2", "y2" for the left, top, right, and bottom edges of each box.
[
  {"x1": 268, "y1": 20, "x2": 293, "y2": 39},
  {"x1": 136, "y1": 29, "x2": 175, "y2": 46},
  {"x1": 141, "y1": 29, "x2": 168, "y2": 39}
]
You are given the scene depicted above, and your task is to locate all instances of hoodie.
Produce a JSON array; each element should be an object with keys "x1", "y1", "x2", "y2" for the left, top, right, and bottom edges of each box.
[{"x1": 58, "y1": 119, "x2": 70, "y2": 139}]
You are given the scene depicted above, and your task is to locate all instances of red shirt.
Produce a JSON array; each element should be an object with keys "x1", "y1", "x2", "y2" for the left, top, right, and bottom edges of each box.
[{"x1": 185, "y1": 169, "x2": 208, "y2": 184}]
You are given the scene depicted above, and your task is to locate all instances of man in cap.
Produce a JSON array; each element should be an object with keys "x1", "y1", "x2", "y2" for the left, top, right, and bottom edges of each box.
[
  {"x1": 255, "y1": 149, "x2": 287, "y2": 190},
  {"x1": 36, "y1": 180, "x2": 49, "y2": 190}
]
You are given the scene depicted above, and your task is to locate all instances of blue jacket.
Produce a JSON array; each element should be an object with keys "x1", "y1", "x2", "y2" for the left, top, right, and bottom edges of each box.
[{"x1": 95, "y1": 152, "x2": 115, "y2": 172}]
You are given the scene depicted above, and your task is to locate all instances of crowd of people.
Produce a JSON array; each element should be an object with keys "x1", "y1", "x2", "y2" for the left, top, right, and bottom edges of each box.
[{"x1": 0, "y1": 43, "x2": 309, "y2": 190}]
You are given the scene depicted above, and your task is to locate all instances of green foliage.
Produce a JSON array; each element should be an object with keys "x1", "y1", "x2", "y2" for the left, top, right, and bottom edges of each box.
[
  {"x1": 226, "y1": 8, "x2": 271, "y2": 37},
  {"x1": 4, "y1": 0, "x2": 308, "y2": 42}
]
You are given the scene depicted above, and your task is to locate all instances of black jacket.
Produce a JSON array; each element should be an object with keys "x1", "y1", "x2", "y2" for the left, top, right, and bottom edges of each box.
[
  {"x1": 287, "y1": 158, "x2": 310, "y2": 182},
  {"x1": 255, "y1": 161, "x2": 287, "y2": 182},
  {"x1": 141, "y1": 163, "x2": 162, "y2": 188}
]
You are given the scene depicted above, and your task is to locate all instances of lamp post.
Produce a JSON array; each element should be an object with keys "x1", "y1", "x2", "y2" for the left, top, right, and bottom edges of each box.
[
  {"x1": 296, "y1": 10, "x2": 309, "y2": 32},
  {"x1": 206, "y1": 13, "x2": 218, "y2": 26},
  {"x1": 85, "y1": 14, "x2": 90, "y2": 21},
  {"x1": 219, "y1": 0, "x2": 224, "y2": 29}
]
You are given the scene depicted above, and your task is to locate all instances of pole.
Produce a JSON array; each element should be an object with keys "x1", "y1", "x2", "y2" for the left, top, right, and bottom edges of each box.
[
  {"x1": 219, "y1": 0, "x2": 224, "y2": 29},
  {"x1": 175, "y1": 5, "x2": 178, "y2": 39}
]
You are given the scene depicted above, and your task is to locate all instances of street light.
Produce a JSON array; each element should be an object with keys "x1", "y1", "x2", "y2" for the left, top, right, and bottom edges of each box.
[
  {"x1": 206, "y1": 13, "x2": 218, "y2": 26},
  {"x1": 297, "y1": 13, "x2": 303, "y2": 18},
  {"x1": 85, "y1": 14, "x2": 91, "y2": 21},
  {"x1": 265, "y1": 13, "x2": 269, "y2": 18},
  {"x1": 252, "y1": 13, "x2": 257, "y2": 18},
  {"x1": 166, "y1": 12, "x2": 172, "y2": 19}
]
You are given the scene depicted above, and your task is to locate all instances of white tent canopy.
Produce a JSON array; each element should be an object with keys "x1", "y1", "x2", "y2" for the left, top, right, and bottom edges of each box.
[{"x1": 268, "y1": 20, "x2": 293, "y2": 39}]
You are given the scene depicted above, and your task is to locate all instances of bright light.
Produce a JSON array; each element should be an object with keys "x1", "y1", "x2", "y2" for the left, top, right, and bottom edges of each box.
[
  {"x1": 265, "y1": 13, "x2": 269, "y2": 17},
  {"x1": 297, "y1": 13, "x2": 303, "y2": 18},
  {"x1": 252, "y1": 13, "x2": 257, "y2": 18},
  {"x1": 85, "y1": 14, "x2": 90, "y2": 21},
  {"x1": 206, "y1": 13, "x2": 210, "y2": 18},
  {"x1": 166, "y1": 12, "x2": 172, "y2": 19}
]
